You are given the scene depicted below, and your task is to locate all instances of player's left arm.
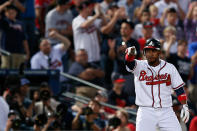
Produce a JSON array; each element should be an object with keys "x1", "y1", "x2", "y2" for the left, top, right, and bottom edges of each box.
[{"x1": 171, "y1": 64, "x2": 190, "y2": 123}]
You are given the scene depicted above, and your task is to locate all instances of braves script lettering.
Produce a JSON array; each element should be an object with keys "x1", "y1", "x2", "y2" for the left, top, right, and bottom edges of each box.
[{"x1": 139, "y1": 70, "x2": 171, "y2": 86}]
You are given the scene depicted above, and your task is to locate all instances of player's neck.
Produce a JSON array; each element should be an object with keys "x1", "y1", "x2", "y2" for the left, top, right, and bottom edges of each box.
[{"x1": 148, "y1": 59, "x2": 160, "y2": 67}]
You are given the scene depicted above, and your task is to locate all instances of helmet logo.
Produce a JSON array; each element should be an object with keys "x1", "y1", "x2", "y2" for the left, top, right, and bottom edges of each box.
[{"x1": 149, "y1": 41, "x2": 154, "y2": 46}]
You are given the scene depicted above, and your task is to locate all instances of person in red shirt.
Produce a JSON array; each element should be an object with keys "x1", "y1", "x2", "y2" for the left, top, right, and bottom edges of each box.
[
  {"x1": 149, "y1": 5, "x2": 160, "y2": 27},
  {"x1": 107, "y1": 73, "x2": 133, "y2": 108},
  {"x1": 138, "y1": 21, "x2": 153, "y2": 51},
  {"x1": 115, "y1": 109, "x2": 136, "y2": 131},
  {"x1": 35, "y1": 0, "x2": 55, "y2": 36}
]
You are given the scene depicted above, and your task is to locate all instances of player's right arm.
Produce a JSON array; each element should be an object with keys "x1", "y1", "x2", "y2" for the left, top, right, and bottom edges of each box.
[
  {"x1": 125, "y1": 46, "x2": 137, "y2": 72},
  {"x1": 170, "y1": 64, "x2": 190, "y2": 123}
]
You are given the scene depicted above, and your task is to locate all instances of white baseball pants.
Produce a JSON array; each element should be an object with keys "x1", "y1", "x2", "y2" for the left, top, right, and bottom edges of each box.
[{"x1": 136, "y1": 106, "x2": 182, "y2": 131}]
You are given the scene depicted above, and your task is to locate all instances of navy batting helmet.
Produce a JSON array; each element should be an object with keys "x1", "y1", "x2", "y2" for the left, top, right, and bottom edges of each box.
[
  {"x1": 143, "y1": 38, "x2": 161, "y2": 55},
  {"x1": 144, "y1": 38, "x2": 161, "y2": 50}
]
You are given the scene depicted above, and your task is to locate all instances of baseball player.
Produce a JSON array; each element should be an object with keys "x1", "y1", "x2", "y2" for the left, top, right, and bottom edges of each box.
[{"x1": 125, "y1": 38, "x2": 190, "y2": 131}]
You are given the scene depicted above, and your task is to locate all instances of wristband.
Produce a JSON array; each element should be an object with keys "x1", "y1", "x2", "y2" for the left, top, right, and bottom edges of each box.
[
  {"x1": 178, "y1": 93, "x2": 187, "y2": 102},
  {"x1": 125, "y1": 54, "x2": 135, "y2": 62}
]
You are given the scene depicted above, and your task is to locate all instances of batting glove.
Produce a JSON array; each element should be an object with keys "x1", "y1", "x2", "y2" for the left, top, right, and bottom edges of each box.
[
  {"x1": 181, "y1": 104, "x2": 190, "y2": 123},
  {"x1": 125, "y1": 46, "x2": 137, "y2": 56}
]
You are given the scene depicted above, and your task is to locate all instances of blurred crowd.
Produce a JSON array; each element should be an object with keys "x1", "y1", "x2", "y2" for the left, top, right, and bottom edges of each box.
[{"x1": 0, "y1": 0, "x2": 197, "y2": 130}]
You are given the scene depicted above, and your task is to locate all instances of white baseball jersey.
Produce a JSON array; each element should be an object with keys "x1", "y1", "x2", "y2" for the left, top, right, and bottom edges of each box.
[
  {"x1": 72, "y1": 15, "x2": 101, "y2": 62},
  {"x1": 126, "y1": 59, "x2": 185, "y2": 108}
]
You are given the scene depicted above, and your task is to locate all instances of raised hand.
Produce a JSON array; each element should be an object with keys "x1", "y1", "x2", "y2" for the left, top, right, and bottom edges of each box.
[
  {"x1": 169, "y1": 35, "x2": 176, "y2": 45},
  {"x1": 95, "y1": 4, "x2": 102, "y2": 17},
  {"x1": 125, "y1": 46, "x2": 137, "y2": 56}
]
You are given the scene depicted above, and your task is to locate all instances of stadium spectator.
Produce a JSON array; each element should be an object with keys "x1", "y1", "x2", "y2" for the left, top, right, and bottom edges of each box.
[
  {"x1": 99, "y1": 0, "x2": 113, "y2": 14},
  {"x1": 110, "y1": 19, "x2": 139, "y2": 60},
  {"x1": 3, "y1": 76, "x2": 33, "y2": 130},
  {"x1": 184, "y1": 1, "x2": 197, "y2": 44},
  {"x1": 154, "y1": 0, "x2": 178, "y2": 18},
  {"x1": 7, "y1": 0, "x2": 26, "y2": 13},
  {"x1": 100, "y1": 4, "x2": 126, "y2": 89},
  {"x1": 0, "y1": 4, "x2": 30, "y2": 69},
  {"x1": 19, "y1": 0, "x2": 37, "y2": 56},
  {"x1": 136, "y1": 0, "x2": 152, "y2": 21},
  {"x1": 16, "y1": 78, "x2": 33, "y2": 119},
  {"x1": 138, "y1": 21, "x2": 154, "y2": 51},
  {"x1": 160, "y1": 8, "x2": 185, "y2": 40},
  {"x1": 94, "y1": 90, "x2": 119, "y2": 115},
  {"x1": 149, "y1": 4, "x2": 160, "y2": 26},
  {"x1": 33, "y1": 82, "x2": 60, "y2": 116},
  {"x1": 166, "y1": 40, "x2": 193, "y2": 85},
  {"x1": 101, "y1": 4, "x2": 126, "y2": 35},
  {"x1": 188, "y1": 42, "x2": 197, "y2": 110},
  {"x1": 133, "y1": 9, "x2": 159, "y2": 40},
  {"x1": 88, "y1": 100, "x2": 106, "y2": 130},
  {"x1": 68, "y1": 49, "x2": 104, "y2": 98},
  {"x1": 5, "y1": 110, "x2": 22, "y2": 131},
  {"x1": 72, "y1": 0, "x2": 106, "y2": 64},
  {"x1": 115, "y1": 109, "x2": 136, "y2": 131},
  {"x1": 35, "y1": 0, "x2": 55, "y2": 36},
  {"x1": 94, "y1": 90, "x2": 108, "y2": 103},
  {"x1": 162, "y1": 26, "x2": 178, "y2": 54},
  {"x1": 108, "y1": 73, "x2": 133, "y2": 108},
  {"x1": 178, "y1": 0, "x2": 191, "y2": 15},
  {"x1": 72, "y1": 106, "x2": 100, "y2": 130},
  {"x1": 31, "y1": 30, "x2": 70, "y2": 72},
  {"x1": 117, "y1": 0, "x2": 141, "y2": 21},
  {"x1": 160, "y1": 7, "x2": 176, "y2": 26},
  {"x1": 40, "y1": 103, "x2": 74, "y2": 130},
  {"x1": 88, "y1": 100, "x2": 102, "y2": 114},
  {"x1": 70, "y1": 0, "x2": 85, "y2": 17},
  {"x1": 133, "y1": 9, "x2": 150, "y2": 39},
  {"x1": 108, "y1": 20, "x2": 139, "y2": 96},
  {"x1": 105, "y1": 116, "x2": 122, "y2": 131},
  {"x1": 45, "y1": 0, "x2": 73, "y2": 44}
]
